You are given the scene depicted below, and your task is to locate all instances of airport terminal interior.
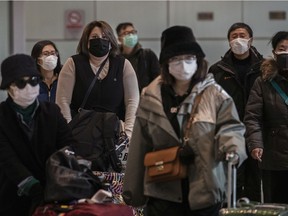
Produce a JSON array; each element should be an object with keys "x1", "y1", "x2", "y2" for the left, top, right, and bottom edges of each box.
[{"x1": 0, "y1": 0, "x2": 288, "y2": 101}]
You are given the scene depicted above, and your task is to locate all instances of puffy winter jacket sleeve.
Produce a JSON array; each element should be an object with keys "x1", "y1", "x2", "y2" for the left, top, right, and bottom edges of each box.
[
  {"x1": 213, "y1": 89, "x2": 247, "y2": 166},
  {"x1": 243, "y1": 77, "x2": 264, "y2": 153},
  {"x1": 122, "y1": 116, "x2": 151, "y2": 207}
]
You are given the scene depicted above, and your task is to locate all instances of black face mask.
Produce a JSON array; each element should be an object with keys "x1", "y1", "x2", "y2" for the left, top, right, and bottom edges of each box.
[
  {"x1": 89, "y1": 38, "x2": 110, "y2": 57},
  {"x1": 276, "y1": 53, "x2": 288, "y2": 71}
]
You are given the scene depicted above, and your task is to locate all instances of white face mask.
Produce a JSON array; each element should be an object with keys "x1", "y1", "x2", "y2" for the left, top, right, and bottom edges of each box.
[
  {"x1": 39, "y1": 55, "x2": 58, "y2": 71},
  {"x1": 230, "y1": 38, "x2": 250, "y2": 55},
  {"x1": 169, "y1": 59, "x2": 197, "y2": 81},
  {"x1": 8, "y1": 84, "x2": 39, "y2": 107}
]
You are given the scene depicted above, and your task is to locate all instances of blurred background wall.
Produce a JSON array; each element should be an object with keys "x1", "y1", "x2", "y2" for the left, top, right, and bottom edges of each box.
[{"x1": 0, "y1": 0, "x2": 287, "y2": 101}]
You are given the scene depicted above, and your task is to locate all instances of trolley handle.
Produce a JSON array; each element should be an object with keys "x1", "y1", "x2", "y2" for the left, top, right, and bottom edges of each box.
[{"x1": 226, "y1": 152, "x2": 238, "y2": 209}]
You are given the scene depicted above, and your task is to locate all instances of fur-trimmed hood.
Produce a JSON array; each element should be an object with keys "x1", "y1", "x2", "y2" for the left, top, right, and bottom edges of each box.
[{"x1": 261, "y1": 58, "x2": 279, "y2": 81}]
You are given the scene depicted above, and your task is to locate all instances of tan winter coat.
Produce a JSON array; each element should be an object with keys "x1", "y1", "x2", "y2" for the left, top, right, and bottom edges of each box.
[{"x1": 123, "y1": 73, "x2": 247, "y2": 210}]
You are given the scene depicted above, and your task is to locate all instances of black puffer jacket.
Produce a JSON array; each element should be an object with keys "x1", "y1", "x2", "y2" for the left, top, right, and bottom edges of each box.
[
  {"x1": 208, "y1": 46, "x2": 263, "y2": 120},
  {"x1": 244, "y1": 58, "x2": 288, "y2": 170}
]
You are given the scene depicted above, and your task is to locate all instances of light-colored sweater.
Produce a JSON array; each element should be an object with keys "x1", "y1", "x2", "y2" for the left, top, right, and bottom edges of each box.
[{"x1": 56, "y1": 56, "x2": 139, "y2": 138}]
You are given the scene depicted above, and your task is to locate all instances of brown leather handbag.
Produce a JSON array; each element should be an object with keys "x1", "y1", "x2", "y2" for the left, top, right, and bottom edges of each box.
[
  {"x1": 144, "y1": 146, "x2": 186, "y2": 182},
  {"x1": 144, "y1": 93, "x2": 202, "y2": 183}
]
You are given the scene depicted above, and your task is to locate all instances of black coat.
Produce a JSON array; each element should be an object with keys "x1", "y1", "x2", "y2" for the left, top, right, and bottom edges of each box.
[
  {"x1": 0, "y1": 98, "x2": 75, "y2": 215},
  {"x1": 244, "y1": 59, "x2": 288, "y2": 170},
  {"x1": 208, "y1": 46, "x2": 263, "y2": 120},
  {"x1": 122, "y1": 45, "x2": 160, "y2": 92}
]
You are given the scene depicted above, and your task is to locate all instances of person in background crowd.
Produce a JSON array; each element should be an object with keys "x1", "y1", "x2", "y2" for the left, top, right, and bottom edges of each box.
[
  {"x1": 31, "y1": 40, "x2": 62, "y2": 102},
  {"x1": 0, "y1": 54, "x2": 75, "y2": 216},
  {"x1": 208, "y1": 22, "x2": 263, "y2": 201},
  {"x1": 116, "y1": 22, "x2": 160, "y2": 93},
  {"x1": 244, "y1": 31, "x2": 288, "y2": 203},
  {"x1": 56, "y1": 20, "x2": 139, "y2": 140},
  {"x1": 123, "y1": 25, "x2": 247, "y2": 216}
]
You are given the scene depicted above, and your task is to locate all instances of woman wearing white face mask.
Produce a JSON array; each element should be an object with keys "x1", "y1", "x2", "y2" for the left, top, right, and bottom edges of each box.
[
  {"x1": 31, "y1": 40, "x2": 62, "y2": 102},
  {"x1": 0, "y1": 54, "x2": 76, "y2": 216},
  {"x1": 123, "y1": 26, "x2": 247, "y2": 216}
]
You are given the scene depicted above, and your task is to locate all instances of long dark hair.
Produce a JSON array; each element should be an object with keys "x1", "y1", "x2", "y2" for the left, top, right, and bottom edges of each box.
[
  {"x1": 31, "y1": 40, "x2": 62, "y2": 75},
  {"x1": 77, "y1": 20, "x2": 120, "y2": 58}
]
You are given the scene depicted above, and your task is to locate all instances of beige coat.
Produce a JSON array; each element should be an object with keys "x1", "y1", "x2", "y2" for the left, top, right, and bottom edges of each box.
[{"x1": 123, "y1": 74, "x2": 247, "y2": 210}]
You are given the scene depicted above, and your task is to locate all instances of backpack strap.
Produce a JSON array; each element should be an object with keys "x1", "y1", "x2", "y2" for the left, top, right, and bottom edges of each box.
[{"x1": 270, "y1": 80, "x2": 288, "y2": 105}]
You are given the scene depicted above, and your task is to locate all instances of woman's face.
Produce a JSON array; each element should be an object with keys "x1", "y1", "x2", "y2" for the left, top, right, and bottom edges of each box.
[
  {"x1": 168, "y1": 54, "x2": 198, "y2": 81},
  {"x1": 274, "y1": 39, "x2": 288, "y2": 54},
  {"x1": 88, "y1": 27, "x2": 108, "y2": 48},
  {"x1": 38, "y1": 44, "x2": 57, "y2": 65},
  {"x1": 274, "y1": 39, "x2": 288, "y2": 71}
]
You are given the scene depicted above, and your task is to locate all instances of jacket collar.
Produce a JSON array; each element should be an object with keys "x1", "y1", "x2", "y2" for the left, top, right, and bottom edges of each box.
[
  {"x1": 261, "y1": 58, "x2": 280, "y2": 81},
  {"x1": 221, "y1": 46, "x2": 263, "y2": 67}
]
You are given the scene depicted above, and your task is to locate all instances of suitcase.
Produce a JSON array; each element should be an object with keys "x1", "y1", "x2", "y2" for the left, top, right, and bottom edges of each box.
[
  {"x1": 33, "y1": 202, "x2": 134, "y2": 216},
  {"x1": 219, "y1": 153, "x2": 288, "y2": 216}
]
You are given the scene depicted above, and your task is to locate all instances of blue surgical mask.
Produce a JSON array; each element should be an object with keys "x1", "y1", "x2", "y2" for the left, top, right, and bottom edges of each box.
[{"x1": 123, "y1": 34, "x2": 138, "y2": 48}]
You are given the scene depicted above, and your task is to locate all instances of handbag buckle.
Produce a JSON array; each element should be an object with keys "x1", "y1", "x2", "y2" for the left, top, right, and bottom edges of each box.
[{"x1": 155, "y1": 161, "x2": 164, "y2": 171}]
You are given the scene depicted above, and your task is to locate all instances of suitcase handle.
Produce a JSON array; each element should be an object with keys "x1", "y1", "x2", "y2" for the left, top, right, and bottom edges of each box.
[{"x1": 226, "y1": 153, "x2": 237, "y2": 208}]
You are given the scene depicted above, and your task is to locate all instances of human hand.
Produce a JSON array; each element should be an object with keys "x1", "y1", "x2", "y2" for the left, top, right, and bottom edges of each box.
[{"x1": 251, "y1": 148, "x2": 263, "y2": 162}]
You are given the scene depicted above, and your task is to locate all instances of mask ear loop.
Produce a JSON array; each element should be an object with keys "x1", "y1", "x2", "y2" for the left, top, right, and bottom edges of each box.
[{"x1": 272, "y1": 50, "x2": 277, "y2": 60}]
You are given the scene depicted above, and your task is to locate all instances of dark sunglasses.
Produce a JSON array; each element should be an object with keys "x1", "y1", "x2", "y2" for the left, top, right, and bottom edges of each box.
[{"x1": 14, "y1": 76, "x2": 40, "y2": 89}]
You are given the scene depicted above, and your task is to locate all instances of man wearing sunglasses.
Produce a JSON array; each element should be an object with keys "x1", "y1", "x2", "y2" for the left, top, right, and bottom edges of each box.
[{"x1": 0, "y1": 54, "x2": 76, "y2": 215}]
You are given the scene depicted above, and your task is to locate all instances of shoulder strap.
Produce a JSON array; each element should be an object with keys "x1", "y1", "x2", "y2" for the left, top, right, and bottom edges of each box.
[
  {"x1": 270, "y1": 80, "x2": 288, "y2": 105},
  {"x1": 183, "y1": 92, "x2": 203, "y2": 145},
  {"x1": 79, "y1": 57, "x2": 109, "y2": 111}
]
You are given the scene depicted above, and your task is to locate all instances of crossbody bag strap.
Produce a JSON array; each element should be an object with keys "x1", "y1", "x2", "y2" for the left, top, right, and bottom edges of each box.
[
  {"x1": 183, "y1": 91, "x2": 203, "y2": 145},
  {"x1": 270, "y1": 80, "x2": 288, "y2": 105},
  {"x1": 78, "y1": 57, "x2": 109, "y2": 111}
]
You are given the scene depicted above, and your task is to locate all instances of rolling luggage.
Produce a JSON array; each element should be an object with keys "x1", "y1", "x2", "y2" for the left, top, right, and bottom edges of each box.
[
  {"x1": 219, "y1": 153, "x2": 288, "y2": 216},
  {"x1": 33, "y1": 202, "x2": 134, "y2": 216}
]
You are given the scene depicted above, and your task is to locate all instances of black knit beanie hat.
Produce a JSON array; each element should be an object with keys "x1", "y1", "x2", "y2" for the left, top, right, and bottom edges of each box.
[
  {"x1": 1, "y1": 54, "x2": 40, "y2": 89},
  {"x1": 159, "y1": 26, "x2": 205, "y2": 64}
]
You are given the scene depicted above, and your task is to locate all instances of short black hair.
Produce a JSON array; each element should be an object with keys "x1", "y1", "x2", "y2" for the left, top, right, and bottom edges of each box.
[
  {"x1": 270, "y1": 31, "x2": 288, "y2": 50},
  {"x1": 116, "y1": 22, "x2": 134, "y2": 36},
  {"x1": 227, "y1": 22, "x2": 253, "y2": 39}
]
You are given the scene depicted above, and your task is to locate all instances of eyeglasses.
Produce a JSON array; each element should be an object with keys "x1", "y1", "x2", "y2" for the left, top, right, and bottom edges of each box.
[
  {"x1": 120, "y1": 30, "x2": 138, "y2": 36},
  {"x1": 13, "y1": 76, "x2": 40, "y2": 89},
  {"x1": 41, "y1": 51, "x2": 58, "y2": 57},
  {"x1": 169, "y1": 55, "x2": 197, "y2": 65}
]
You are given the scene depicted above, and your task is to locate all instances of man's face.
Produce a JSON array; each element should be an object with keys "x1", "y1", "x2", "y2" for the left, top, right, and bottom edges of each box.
[
  {"x1": 118, "y1": 25, "x2": 137, "y2": 45},
  {"x1": 228, "y1": 28, "x2": 253, "y2": 56}
]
